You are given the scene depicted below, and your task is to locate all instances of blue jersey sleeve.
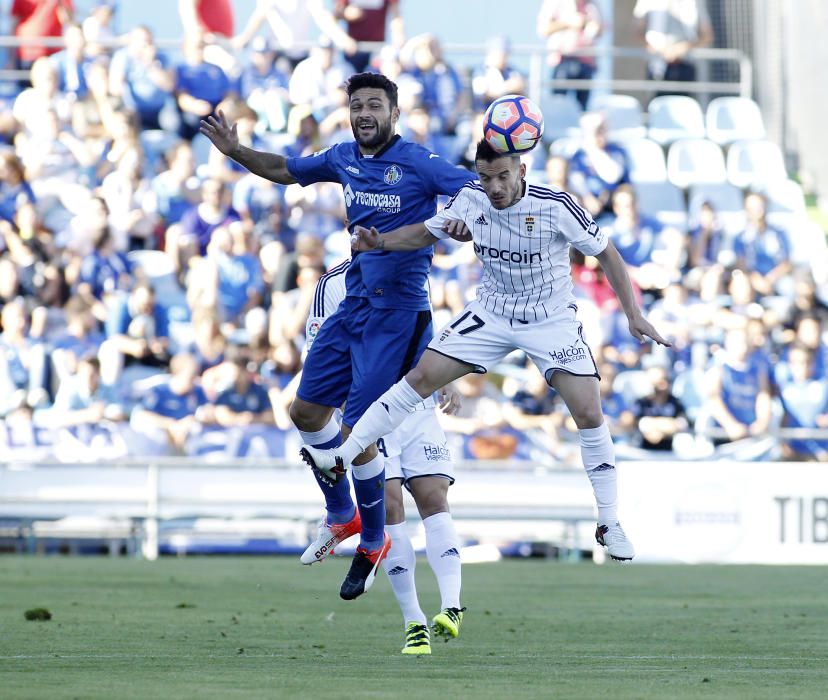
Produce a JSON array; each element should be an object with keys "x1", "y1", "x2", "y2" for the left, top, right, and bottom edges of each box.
[
  {"x1": 419, "y1": 152, "x2": 475, "y2": 197},
  {"x1": 286, "y1": 145, "x2": 343, "y2": 187}
]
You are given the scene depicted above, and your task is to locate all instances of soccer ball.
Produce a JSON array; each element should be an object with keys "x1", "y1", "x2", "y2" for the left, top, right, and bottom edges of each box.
[{"x1": 483, "y1": 94, "x2": 544, "y2": 154}]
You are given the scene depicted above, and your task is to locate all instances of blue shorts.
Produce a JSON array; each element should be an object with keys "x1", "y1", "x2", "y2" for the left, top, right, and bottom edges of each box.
[{"x1": 297, "y1": 297, "x2": 433, "y2": 427}]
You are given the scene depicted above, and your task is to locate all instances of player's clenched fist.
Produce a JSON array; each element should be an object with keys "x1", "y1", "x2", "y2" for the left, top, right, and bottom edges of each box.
[{"x1": 350, "y1": 225, "x2": 382, "y2": 251}]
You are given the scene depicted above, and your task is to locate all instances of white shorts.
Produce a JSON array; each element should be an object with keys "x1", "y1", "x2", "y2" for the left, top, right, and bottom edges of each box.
[
  {"x1": 380, "y1": 402, "x2": 454, "y2": 488},
  {"x1": 428, "y1": 299, "x2": 599, "y2": 381}
]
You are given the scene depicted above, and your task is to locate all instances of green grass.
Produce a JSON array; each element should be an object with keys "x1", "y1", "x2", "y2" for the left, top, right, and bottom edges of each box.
[{"x1": 1, "y1": 558, "x2": 827, "y2": 699}]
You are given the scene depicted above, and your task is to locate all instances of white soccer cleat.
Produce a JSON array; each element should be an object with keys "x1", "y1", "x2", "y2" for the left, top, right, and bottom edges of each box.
[
  {"x1": 300, "y1": 511, "x2": 362, "y2": 565},
  {"x1": 595, "y1": 522, "x2": 635, "y2": 561},
  {"x1": 299, "y1": 445, "x2": 347, "y2": 485}
]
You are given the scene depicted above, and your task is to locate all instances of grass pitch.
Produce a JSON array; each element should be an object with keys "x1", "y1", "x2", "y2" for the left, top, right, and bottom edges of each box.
[{"x1": 1, "y1": 557, "x2": 827, "y2": 699}]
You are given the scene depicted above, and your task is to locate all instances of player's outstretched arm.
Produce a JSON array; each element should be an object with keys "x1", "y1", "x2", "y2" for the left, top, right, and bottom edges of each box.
[
  {"x1": 200, "y1": 110, "x2": 297, "y2": 185},
  {"x1": 351, "y1": 223, "x2": 438, "y2": 251},
  {"x1": 596, "y1": 242, "x2": 671, "y2": 347}
]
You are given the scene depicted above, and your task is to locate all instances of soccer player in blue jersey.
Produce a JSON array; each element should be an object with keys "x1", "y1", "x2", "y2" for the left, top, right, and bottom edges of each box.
[{"x1": 200, "y1": 73, "x2": 474, "y2": 600}]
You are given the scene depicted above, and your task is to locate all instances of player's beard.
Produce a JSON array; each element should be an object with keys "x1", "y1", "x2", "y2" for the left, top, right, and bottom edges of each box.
[{"x1": 353, "y1": 117, "x2": 394, "y2": 150}]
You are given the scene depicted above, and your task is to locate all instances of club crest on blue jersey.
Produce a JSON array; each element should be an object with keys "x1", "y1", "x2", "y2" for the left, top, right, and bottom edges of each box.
[{"x1": 383, "y1": 164, "x2": 403, "y2": 185}]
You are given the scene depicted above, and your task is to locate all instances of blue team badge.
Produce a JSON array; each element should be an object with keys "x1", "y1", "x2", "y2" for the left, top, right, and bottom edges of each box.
[{"x1": 383, "y1": 164, "x2": 403, "y2": 185}]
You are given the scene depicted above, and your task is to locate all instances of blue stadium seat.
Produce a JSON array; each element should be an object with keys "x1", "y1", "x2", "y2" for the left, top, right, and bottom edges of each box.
[{"x1": 634, "y1": 181, "x2": 687, "y2": 231}]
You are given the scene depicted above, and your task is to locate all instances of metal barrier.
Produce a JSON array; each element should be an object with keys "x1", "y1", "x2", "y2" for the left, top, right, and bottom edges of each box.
[{"x1": 0, "y1": 36, "x2": 751, "y2": 102}]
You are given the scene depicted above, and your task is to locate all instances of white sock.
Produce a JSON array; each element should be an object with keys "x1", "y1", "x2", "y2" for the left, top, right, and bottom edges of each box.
[
  {"x1": 382, "y1": 522, "x2": 426, "y2": 626},
  {"x1": 424, "y1": 512, "x2": 462, "y2": 610},
  {"x1": 579, "y1": 422, "x2": 618, "y2": 525},
  {"x1": 351, "y1": 453, "x2": 384, "y2": 480},
  {"x1": 338, "y1": 379, "x2": 425, "y2": 465},
  {"x1": 297, "y1": 416, "x2": 340, "y2": 446}
]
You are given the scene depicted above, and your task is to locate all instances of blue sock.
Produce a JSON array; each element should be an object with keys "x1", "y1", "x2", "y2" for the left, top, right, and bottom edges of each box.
[
  {"x1": 352, "y1": 455, "x2": 386, "y2": 549},
  {"x1": 300, "y1": 425, "x2": 354, "y2": 525}
]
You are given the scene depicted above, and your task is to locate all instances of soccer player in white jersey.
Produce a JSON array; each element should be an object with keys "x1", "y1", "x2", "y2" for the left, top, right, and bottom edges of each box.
[
  {"x1": 302, "y1": 261, "x2": 465, "y2": 654},
  {"x1": 301, "y1": 139, "x2": 671, "y2": 561}
]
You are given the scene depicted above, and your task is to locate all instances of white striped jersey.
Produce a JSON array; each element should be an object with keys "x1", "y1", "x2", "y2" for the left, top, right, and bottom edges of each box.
[
  {"x1": 305, "y1": 259, "x2": 349, "y2": 353},
  {"x1": 426, "y1": 182, "x2": 608, "y2": 321}
]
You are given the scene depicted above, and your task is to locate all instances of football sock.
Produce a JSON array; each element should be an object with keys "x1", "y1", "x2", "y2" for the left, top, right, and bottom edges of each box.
[
  {"x1": 579, "y1": 422, "x2": 618, "y2": 525},
  {"x1": 336, "y1": 379, "x2": 425, "y2": 466},
  {"x1": 382, "y1": 522, "x2": 426, "y2": 626},
  {"x1": 424, "y1": 512, "x2": 462, "y2": 610},
  {"x1": 298, "y1": 420, "x2": 354, "y2": 525},
  {"x1": 352, "y1": 454, "x2": 386, "y2": 549}
]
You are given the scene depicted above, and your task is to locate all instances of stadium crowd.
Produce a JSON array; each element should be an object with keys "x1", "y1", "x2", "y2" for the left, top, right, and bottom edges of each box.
[{"x1": 0, "y1": 0, "x2": 827, "y2": 464}]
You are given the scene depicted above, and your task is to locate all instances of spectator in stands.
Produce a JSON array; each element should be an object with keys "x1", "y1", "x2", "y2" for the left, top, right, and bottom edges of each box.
[
  {"x1": 232, "y1": 170, "x2": 286, "y2": 238},
  {"x1": 81, "y1": 2, "x2": 116, "y2": 57},
  {"x1": 283, "y1": 103, "x2": 323, "y2": 158},
  {"x1": 471, "y1": 35, "x2": 526, "y2": 112},
  {"x1": 213, "y1": 346, "x2": 274, "y2": 427},
  {"x1": 777, "y1": 344, "x2": 828, "y2": 461},
  {"x1": 10, "y1": 0, "x2": 74, "y2": 77},
  {"x1": 288, "y1": 37, "x2": 354, "y2": 115},
  {"x1": 207, "y1": 97, "x2": 264, "y2": 181},
  {"x1": 37, "y1": 356, "x2": 124, "y2": 428},
  {"x1": 704, "y1": 324, "x2": 772, "y2": 442},
  {"x1": 633, "y1": 0, "x2": 714, "y2": 95},
  {"x1": 109, "y1": 25, "x2": 176, "y2": 131},
  {"x1": 189, "y1": 308, "x2": 226, "y2": 376},
  {"x1": 148, "y1": 141, "x2": 201, "y2": 227},
  {"x1": 203, "y1": 224, "x2": 265, "y2": 328},
  {"x1": 174, "y1": 32, "x2": 232, "y2": 140},
  {"x1": 543, "y1": 154, "x2": 571, "y2": 192},
  {"x1": 403, "y1": 34, "x2": 466, "y2": 135},
  {"x1": 100, "y1": 157, "x2": 157, "y2": 251},
  {"x1": 598, "y1": 358, "x2": 636, "y2": 439},
  {"x1": 269, "y1": 232, "x2": 325, "y2": 294},
  {"x1": 685, "y1": 199, "x2": 724, "y2": 271},
  {"x1": 99, "y1": 282, "x2": 171, "y2": 387},
  {"x1": 632, "y1": 364, "x2": 687, "y2": 450},
  {"x1": 12, "y1": 56, "x2": 71, "y2": 136},
  {"x1": 0, "y1": 151, "x2": 36, "y2": 224},
  {"x1": 283, "y1": 175, "x2": 345, "y2": 243},
  {"x1": 537, "y1": 0, "x2": 603, "y2": 110},
  {"x1": 167, "y1": 177, "x2": 240, "y2": 274},
  {"x1": 179, "y1": 0, "x2": 235, "y2": 39},
  {"x1": 233, "y1": 0, "x2": 358, "y2": 67},
  {"x1": 501, "y1": 363, "x2": 564, "y2": 445},
  {"x1": 777, "y1": 312, "x2": 828, "y2": 384},
  {"x1": 334, "y1": 0, "x2": 402, "y2": 73},
  {"x1": 238, "y1": 36, "x2": 291, "y2": 133},
  {"x1": 731, "y1": 191, "x2": 792, "y2": 297},
  {"x1": 602, "y1": 184, "x2": 681, "y2": 291},
  {"x1": 268, "y1": 255, "x2": 324, "y2": 351},
  {"x1": 0, "y1": 297, "x2": 49, "y2": 416},
  {"x1": 49, "y1": 21, "x2": 90, "y2": 99},
  {"x1": 75, "y1": 212, "x2": 131, "y2": 317},
  {"x1": 569, "y1": 112, "x2": 630, "y2": 219},
  {"x1": 132, "y1": 351, "x2": 208, "y2": 454},
  {"x1": 50, "y1": 297, "x2": 103, "y2": 381}
]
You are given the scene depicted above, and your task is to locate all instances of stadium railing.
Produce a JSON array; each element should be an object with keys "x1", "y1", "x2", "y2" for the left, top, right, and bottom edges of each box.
[{"x1": 0, "y1": 36, "x2": 752, "y2": 104}]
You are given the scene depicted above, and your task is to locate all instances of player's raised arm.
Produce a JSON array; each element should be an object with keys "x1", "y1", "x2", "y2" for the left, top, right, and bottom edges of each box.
[
  {"x1": 351, "y1": 223, "x2": 438, "y2": 251},
  {"x1": 200, "y1": 110, "x2": 297, "y2": 185},
  {"x1": 596, "y1": 241, "x2": 671, "y2": 347}
]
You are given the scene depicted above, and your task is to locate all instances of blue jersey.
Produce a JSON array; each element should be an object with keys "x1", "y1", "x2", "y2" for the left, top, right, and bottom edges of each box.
[
  {"x1": 721, "y1": 357, "x2": 765, "y2": 425},
  {"x1": 287, "y1": 136, "x2": 474, "y2": 310}
]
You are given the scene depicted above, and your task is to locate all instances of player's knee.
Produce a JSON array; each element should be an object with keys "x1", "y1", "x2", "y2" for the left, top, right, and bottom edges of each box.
[
  {"x1": 571, "y1": 406, "x2": 604, "y2": 430},
  {"x1": 289, "y1": 399, "x2": 326, "y2": 431}
]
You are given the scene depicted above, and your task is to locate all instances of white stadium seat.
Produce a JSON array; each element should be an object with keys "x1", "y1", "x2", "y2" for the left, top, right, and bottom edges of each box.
[
  {"x1": 647, "y1": 95, "x2": 706, "y2": 145},
  {"x1": 548, "y1": 136, "x2": 581, "y2": 159},
  {"x1": 687, "y1": 182, "x2": 747, "y2": 235},
  {"x1": 726, "y1": 139, "x2": 787, "y2": 189},
  {"x1": 588, "y1": 93, "x2": 647, "y2": 141},
  {"x1": 634, "y1": 181, "x2": 688, "y2": 231},
  {"x1": 705, "y1": 96, "x2": 766, "y2": 145},
  {"x1": 666, "y1": 138, "x2": 727, "y2": 189},
  {"x1": 759, "y1": 178, "x2": 807, "y2": 216},
  {"x1": 622, "y1": 137, "x2": 667, "y2": 182},
  {"x1": 540, "y1": 94, "x2": 583, "y2": 142}
]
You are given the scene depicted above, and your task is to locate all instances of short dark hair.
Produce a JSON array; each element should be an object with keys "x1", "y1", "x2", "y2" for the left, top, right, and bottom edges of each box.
[
  {"x1": 346, "y1": 72, "x2": 398, "y2": 109},
  {"x1": 474, "y1": 138, "x2": 518, "y2": 164}
]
